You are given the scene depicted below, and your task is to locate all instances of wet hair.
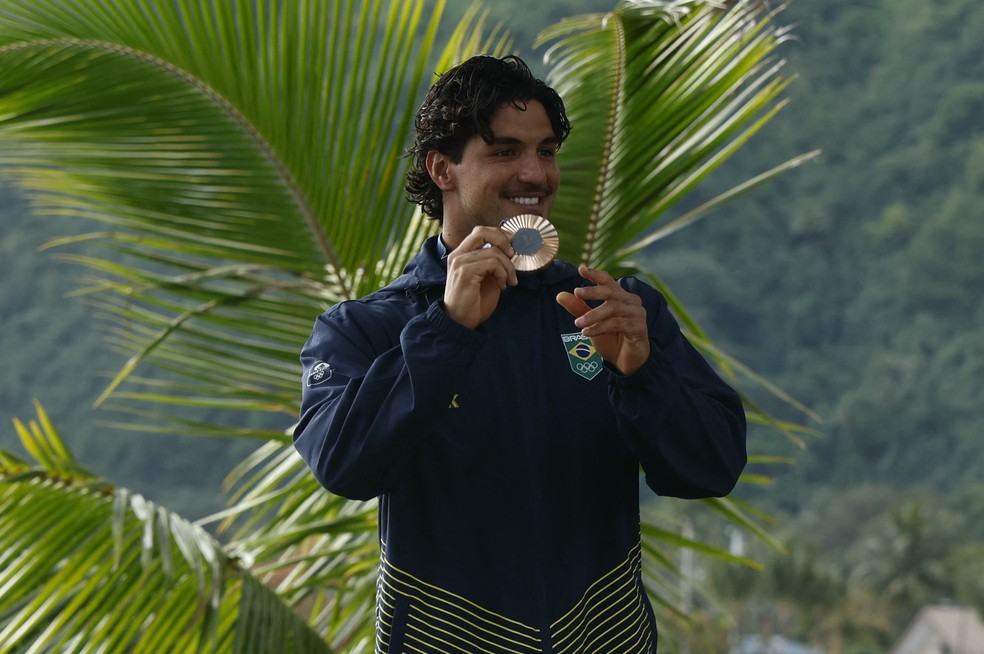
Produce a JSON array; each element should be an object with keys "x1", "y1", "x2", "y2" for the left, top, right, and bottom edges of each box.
[{"x1": 404, "y1": 55, "x2": 571, "y2": 221}]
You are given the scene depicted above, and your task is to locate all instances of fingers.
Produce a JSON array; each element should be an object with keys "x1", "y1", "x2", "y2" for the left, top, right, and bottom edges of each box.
[
  {"x1": 556, "y1": 264, "x2": 652, "y2": 375},
  {"x1": 572, "y1": 266, "x2": 641, "y2": 309},
  {"x1": 443, "y1": 226, "x2": 519, "y2": 329},
  {"x1": 449, "y1": 227, "x2": 518, "y2": 287},
  {"x1": 571, "y1": 265, "x2": 635, "y2": 301},
  {"x1": 456, "y1": 226, "x2": 515, "y2": 257},
  {"x1": 556, "y1": 266, "x2": 615, "y2": 316},
  {"x1": 564, "y1": 265, "x2": 647, "y2": 338},
  {"x1": 576, "y1": 304, "x2": 647, "y2": 338},
  {"x1": 448, "y1": 250, "x2": 515, "y2": 288},
  {"x1": 573, "y1": 264, "x2": 614, "y2": 286},
  {"x1": 556, "y1": 291, "x2": 590, "y2": 318}
]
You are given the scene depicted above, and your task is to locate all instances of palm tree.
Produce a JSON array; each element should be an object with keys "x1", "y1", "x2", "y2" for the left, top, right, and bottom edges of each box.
[
  {"x1": 0, "y1": 0, "x2": 816, "y2": 650},
  {"x1": 851, "y1": 501, "x2": 959, "y2": 631}
]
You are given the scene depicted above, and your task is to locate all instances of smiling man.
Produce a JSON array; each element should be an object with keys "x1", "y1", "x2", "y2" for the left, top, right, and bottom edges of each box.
[{"x1": 293, "y1": 55, "x2": 747, "y2": 653}]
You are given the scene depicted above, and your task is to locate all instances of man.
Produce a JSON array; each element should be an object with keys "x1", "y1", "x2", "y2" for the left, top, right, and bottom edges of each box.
[{"x1": 294, "y1": 55, "x2": 746, "y2": 653}]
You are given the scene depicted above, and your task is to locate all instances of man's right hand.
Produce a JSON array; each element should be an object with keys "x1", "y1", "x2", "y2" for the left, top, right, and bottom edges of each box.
[{"x1": 443, "y1": 226, "x2": 518, "y2": 330}]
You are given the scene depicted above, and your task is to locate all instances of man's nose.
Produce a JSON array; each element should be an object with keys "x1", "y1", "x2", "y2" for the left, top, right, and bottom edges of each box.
[{"x1": 517, "y1": 153, "x2": 548, "y2": 184}]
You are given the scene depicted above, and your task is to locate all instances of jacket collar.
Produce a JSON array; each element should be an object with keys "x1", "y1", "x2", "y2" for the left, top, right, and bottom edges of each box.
[{"x1": 397, "y1": 236, "x2": 580, "y2": 292}]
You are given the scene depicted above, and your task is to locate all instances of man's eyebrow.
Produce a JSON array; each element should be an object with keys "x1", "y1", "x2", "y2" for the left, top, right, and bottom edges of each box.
[{"x1": 487, "y1": 135, "x2": 561, "y2": 145}]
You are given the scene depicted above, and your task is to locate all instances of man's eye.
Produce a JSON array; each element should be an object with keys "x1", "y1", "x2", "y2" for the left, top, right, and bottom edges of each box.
[
  {"x1": 493, "y1": 149, "x2": 514, "y2": 157},
  {"x1": 540, "y1": 149, "x2": 558, "y2": 157}
]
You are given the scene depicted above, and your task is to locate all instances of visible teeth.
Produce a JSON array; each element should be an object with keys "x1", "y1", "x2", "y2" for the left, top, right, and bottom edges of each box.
[{"x1": 511, "y1": 197, "x2": 539, "y2": 205}]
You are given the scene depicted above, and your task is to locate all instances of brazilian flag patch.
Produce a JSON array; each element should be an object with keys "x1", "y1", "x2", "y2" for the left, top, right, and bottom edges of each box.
[{"x1": 561, "y1": 333, "x2": 604, "y2": 380}]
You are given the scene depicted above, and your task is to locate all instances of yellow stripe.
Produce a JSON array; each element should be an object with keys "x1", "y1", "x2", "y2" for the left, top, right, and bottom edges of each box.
[
  {"x1": 550, "y1": 545, "x2": 642, "y2": 631},
  {"x1": 404, "y1": 624, "x2": 458, "y2": 654},
  {"x1": 581, "y1": 590, "x2": 645, "y2": 652},
  {"x1": 602, "y1": 617, "x2": 654, "y2": 654},
  {"x1": 551, "y1": 543, "x2": 642, "y2": 633},
  {"x1": 404, "y1": 636, "x2": 446, "y2": 654},
  {"x1": 551, "y1": 543, "x2": 652, "y2": 654},
  {"x1": 405, "y1": 615, "x2": 504, "y2": 654},
  {"x1": 559, "y1": 570, "x2": 636, "y2": 638},
  {"x1": 593, "y1": 607, "x2": 650, "y2": 653},
  {"x1": 554, "y1": 576, "x2": 638, "y2": 653},
  {"x1": 400, "y1": 583, "x2": 541, "y2": 653},
  {"x1": 381, "y1": 555, "x2": 541, "y2": 641},
  {"x1": 380, "y1": 562, "x2": 543, "y2": 653}
]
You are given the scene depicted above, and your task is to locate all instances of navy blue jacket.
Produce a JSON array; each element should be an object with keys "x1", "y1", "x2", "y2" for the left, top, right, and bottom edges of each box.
[{"x1": 294, "y1": 237, "x2": 746, "y2": 653}]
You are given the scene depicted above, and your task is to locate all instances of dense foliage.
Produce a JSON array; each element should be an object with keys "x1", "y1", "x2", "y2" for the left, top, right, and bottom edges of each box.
[{"x1": 654, "y1": 0, "x2": 984, "y2": 500}]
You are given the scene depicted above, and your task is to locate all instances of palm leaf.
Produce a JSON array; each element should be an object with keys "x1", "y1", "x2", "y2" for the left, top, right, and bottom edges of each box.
[
  {"x1": 0, "y1": 0, "x2": 459, "y2": 432},
  {"x1": 212, "y1": 441, "x2": 380, "y2": 651},
  {"x1": 540, "y1": 0, "x2": 817, "y2": 266},
  {"x1": 0, "y1": 403, "x2": 332, "y2": 654}
]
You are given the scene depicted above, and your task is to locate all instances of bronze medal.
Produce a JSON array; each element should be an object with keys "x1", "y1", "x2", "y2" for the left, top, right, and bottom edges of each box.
[{"x1": 500, "y1": 214, "x2": 559, "y2": 272}]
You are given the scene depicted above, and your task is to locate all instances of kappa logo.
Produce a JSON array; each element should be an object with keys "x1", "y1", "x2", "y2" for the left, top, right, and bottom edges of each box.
[
  {"x1": 306, "y1": 361, "x2": 333, "y2": 387},
  {"x1": 561, "y1": 333, "x2": 604, "y2": 381}
]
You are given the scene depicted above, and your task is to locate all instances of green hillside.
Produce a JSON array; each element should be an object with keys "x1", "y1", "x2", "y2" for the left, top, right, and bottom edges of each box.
[
  {"x1": 0, "y1": 181, "x2": 254, "y2": 519},
  {"x1": 650, "y1": 0, "x2": 984, "y2": 502}
]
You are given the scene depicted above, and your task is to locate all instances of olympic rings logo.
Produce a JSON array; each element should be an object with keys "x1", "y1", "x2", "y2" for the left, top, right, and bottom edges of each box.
[{"x1": 576, "y1": 360, "x2": 600, "y2": 374}]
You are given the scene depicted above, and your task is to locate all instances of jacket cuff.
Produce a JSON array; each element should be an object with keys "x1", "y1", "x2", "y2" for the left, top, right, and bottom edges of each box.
[
  {"x1": 607, "y1": 339, "x2": 672, "y2": 387},
  {"x1": 423, "y1": 300, "x2": 487, "y2": 348}
]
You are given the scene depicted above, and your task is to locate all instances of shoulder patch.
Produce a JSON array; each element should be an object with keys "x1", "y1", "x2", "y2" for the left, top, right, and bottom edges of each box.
[{"x1": 306, "y1": 361, "x2": 334, "y2": 386}]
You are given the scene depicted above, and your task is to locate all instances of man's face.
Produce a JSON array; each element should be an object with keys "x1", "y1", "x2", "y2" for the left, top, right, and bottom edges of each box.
[{"x1": 431, "y1": 100, "x2": 561, "y2": 247}]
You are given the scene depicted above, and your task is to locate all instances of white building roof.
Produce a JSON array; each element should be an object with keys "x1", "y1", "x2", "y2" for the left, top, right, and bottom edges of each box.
[{"x1": 889, "y1": 605, "x2": 984, "y2": 654}]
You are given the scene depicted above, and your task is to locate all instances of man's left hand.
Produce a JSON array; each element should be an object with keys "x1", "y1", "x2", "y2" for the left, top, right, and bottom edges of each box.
[{"x1": 556, "y1": 265, "x2": 651, "y2": 376}]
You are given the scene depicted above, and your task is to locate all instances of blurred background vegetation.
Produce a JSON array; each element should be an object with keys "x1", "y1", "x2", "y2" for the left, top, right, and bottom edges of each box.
[{"x1": 2, "y1": 0, "x2": 982, "y2": 650}]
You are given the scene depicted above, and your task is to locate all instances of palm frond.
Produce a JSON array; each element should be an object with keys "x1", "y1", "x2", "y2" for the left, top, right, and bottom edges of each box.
[
  {"x1": 0, "y1": 0, "x2": 496, "y2": 433},
  {"x1": 540, "y1": 0, "x2": 805, "y2": 267},
  {"x1": 0, "y1": 0, "x2": 451, "y2": 295},
  {"x1": 209, "y1": 441, "x2": 380, "y2": 651},
  {"x1": 0, "y1": 404, "x2": 332, "y2": 654}
]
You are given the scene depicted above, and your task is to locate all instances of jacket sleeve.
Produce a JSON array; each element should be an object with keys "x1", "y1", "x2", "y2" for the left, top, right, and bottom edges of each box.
[
  {"x1": 608, "y1": 279, "x2": 747, "y2": 499},
  {"x1": 292, "y1": 300, "x2": 485, "y2": 500}
]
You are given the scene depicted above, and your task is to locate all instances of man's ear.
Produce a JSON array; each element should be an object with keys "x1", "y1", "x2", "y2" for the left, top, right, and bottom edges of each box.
[{"x1": 426, "y1": 150, "x2": 454, "y2": 191}]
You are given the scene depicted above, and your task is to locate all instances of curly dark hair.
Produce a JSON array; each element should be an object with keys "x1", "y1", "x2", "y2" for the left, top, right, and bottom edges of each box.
[{"x1": 405, "y1": 55, "x2": 572, "y2": 221}]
